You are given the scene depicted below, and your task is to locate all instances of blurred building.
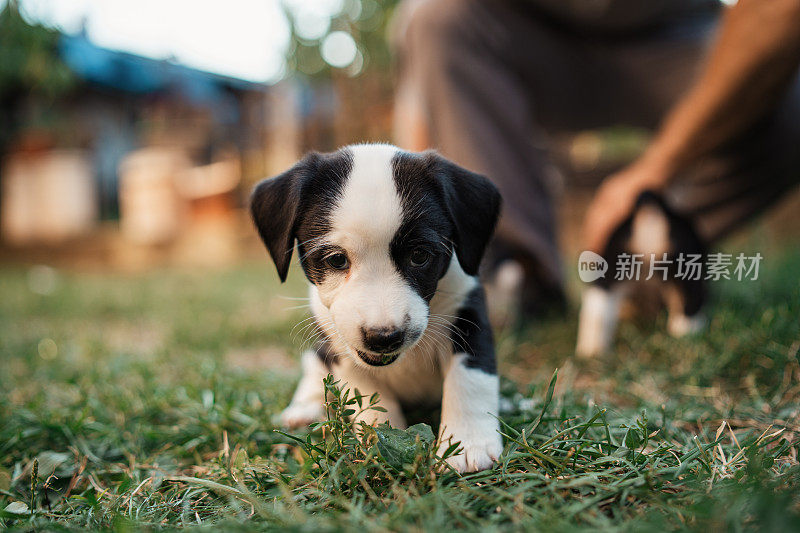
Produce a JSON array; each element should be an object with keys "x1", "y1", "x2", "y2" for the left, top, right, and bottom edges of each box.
[{"x1": 1, "y1": 30, "x2": 301, "y2": 266}]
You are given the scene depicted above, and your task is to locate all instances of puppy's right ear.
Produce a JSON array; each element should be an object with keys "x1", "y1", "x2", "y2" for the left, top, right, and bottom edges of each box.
[{"x1": 250, "y1": 153, "x2": 319, "y2": 282}]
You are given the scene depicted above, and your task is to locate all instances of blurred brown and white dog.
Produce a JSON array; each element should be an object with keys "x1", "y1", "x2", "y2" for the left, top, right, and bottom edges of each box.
[{"x1": 250, "y1": 144, "x2": 503, "y2": 473}]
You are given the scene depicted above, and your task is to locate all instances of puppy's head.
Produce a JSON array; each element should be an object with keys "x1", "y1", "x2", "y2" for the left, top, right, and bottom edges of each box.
[{"x1": 251, "y1": 144, "x2": 500, "y2": 367}]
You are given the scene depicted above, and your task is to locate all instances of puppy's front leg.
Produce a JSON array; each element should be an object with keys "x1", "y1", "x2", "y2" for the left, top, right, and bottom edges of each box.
[
  {"x1": 439, "y1": 353, "x2": 502, "y2": 473},
  {"x1": 280, "y1": 350, "x2": 328, "y2": 428}
]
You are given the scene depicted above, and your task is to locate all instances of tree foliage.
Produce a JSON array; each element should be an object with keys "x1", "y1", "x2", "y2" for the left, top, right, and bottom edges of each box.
[
  {"x1": 0, "y1": 0, "x2": 75, "y2": 101},
  {"x1": 282, "y1": 0, "x2": 401, "y2": 81}
]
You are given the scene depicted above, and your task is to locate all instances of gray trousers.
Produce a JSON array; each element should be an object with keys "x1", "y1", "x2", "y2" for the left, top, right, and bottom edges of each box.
[{"x1": 396, "y1": 0, "x2": 800, "y2": 288}]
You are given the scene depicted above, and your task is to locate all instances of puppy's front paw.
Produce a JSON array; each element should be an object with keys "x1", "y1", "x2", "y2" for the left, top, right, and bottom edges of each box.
[
  {"x1": 279, "y1": 402, "x2": 324, "y2": 428},
  {"x1": 439, "y1": 432, "x2": 503, "y2": 473}
]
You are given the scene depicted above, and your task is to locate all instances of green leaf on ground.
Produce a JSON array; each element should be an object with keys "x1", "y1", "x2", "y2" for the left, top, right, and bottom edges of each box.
[{"x1": 375, "y1": 423, "x2": 435, "y2": 470}]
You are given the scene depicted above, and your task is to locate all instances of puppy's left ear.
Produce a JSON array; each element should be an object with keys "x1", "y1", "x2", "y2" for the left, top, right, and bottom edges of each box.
[
  {"x1": 250, "y1": 153, "x2": 319, "y2": 282},
  {"x1": 431, "y1": 153, "x2": 502, "y2": 276}
]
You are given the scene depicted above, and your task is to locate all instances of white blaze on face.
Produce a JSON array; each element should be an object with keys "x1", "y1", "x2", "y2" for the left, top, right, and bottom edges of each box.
[{"x1": 317, "y1": 144, "x2": 429, "y2": 355}]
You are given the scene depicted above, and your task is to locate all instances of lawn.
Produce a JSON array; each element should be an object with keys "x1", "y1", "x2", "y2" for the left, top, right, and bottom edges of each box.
[{"x1": 1, "y1": 245, "x2": 799, "y2": 531}]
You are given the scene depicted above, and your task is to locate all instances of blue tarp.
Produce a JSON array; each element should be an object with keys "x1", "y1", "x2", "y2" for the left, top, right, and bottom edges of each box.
[{"x1": 58, "y1": 34, "x2": 267, "y2": 107}]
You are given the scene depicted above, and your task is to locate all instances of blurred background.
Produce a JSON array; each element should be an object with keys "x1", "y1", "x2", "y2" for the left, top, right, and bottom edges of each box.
[
  {"x1": 0, "y1": 0, "x2": 406, "y2": 269},
  {"x1": 1, "y1": 0, "x2": 797, "y2": 272}
]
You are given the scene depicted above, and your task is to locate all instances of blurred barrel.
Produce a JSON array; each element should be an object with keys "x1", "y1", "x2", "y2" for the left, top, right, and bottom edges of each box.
[
  {"x1": 118, "y1": 148, "x2": 190, "y2": 245},
  {"x1": 172, "y1": 158, "x2": 241, "y2": 267},
  {"x1": 1, "y1": 150, "x2": 97, "y2": 244}
]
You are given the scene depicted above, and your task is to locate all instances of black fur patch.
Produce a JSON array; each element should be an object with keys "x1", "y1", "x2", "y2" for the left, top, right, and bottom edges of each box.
[
  {"x1": 390, "y1": 152, "x2": 454, "y2": 301},
  {"x1": 250, "y1": 148, "x2": 353, "y2": 283},
  {"x1": 449, "y1": 286, "x2": 497, "y2": 374},
  {"x1": 390, "y1": 151, "x2": 501, "y2": 299}
]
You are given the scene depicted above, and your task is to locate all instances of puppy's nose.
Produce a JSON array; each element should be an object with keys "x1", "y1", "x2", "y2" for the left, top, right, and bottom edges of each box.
[{"x1": 361, "y1": 327, "x2": 405, "y2": 354}]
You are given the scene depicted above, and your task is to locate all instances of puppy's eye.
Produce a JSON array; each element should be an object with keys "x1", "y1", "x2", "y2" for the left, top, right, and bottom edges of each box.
[
  {"x1": 409, "y1": 248, "x2": 432, "y2": 267},
  {"x1": 325, "y1": 253, "x2": 349, "y2": 271}
]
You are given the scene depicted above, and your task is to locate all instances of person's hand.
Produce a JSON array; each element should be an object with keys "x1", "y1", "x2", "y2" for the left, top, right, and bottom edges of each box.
[{"x1": 582, "y1": 158, "x2": 669, "y2": 253}]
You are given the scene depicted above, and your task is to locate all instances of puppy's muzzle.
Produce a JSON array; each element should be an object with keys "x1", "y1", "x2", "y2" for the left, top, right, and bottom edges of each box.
[{"x1": 357, "y1": 327, "x2": 405, "y2": 366}]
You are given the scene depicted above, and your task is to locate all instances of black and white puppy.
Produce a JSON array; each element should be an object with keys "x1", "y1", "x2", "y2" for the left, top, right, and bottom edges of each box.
[
  {"x1": 250, "y1": 144, "x2": 503, "y2": 473},
  {"x1": 576, "y1": 191, "x2": 707, "y2": 357}
]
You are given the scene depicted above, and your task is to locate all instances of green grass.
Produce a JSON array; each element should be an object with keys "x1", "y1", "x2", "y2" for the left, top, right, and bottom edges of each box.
[{"x1": 1, "y1": 247, "x2": 799, "y2": 531}]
